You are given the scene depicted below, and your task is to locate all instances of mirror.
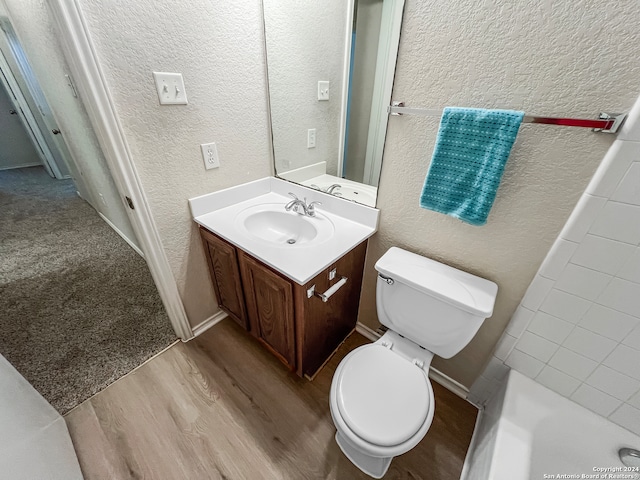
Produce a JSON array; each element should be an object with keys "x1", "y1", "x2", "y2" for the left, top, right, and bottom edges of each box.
[{"x1": 262, "y1": 0, "x2": 404, "y2": 207}]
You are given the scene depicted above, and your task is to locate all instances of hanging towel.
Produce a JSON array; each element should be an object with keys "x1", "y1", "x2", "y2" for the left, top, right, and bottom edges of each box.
[{"x1": 419, "y1": 107, "x2": 524, "y2": 226}]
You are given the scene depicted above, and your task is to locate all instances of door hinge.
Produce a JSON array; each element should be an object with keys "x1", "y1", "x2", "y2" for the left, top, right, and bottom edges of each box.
[
  {"x1": 125, "y1": 196, "x2": 134, "y2": 210},
  {"x1": 65, "y1": 74, "x2": 78, "y2": 98}
]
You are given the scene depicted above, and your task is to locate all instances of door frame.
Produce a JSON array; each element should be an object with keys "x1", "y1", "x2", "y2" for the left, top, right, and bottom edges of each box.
[
  {"x1": 0, "y1": 48, "x2": 62, "y2": 178},
  {"x1": 361, "y1": 0, "x2": 405, "y2": 187},
  {"x1": 47, "y1": 0, "x2": 193, "y2": 340}
]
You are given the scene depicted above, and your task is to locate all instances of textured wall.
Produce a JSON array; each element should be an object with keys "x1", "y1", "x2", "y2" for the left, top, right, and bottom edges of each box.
[
  {"x1": 471, "y1": 102, "x2": 640, "y2": 436},
  {"x1": 264, "y1": 0, "x2": 347, "y2": 176},
  {"x1": 357, "y1": 0, "x2": 640, "y2": 388},
  {"x1": 2, "y1": 0, "x2": 138, "y2": 247},
  {"x1": 78, "y1": 0, "x2": 272, "y2": 327}
]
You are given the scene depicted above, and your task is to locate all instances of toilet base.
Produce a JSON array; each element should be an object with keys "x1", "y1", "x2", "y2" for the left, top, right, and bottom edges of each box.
[{"x1": 335, "y1": 431, "x2": 393, "y2": 478}]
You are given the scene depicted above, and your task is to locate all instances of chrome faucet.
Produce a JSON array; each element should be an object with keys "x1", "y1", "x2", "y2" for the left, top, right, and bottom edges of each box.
[
  {"x1": 285, "y1": 193, "x2": 322, "y2": 217},
  {"x1": 310, "y1": 183, "x2": 342, "y2": 196},
  {"x1": 325, "y1": 184, "x2": 342, "y2": 194}
]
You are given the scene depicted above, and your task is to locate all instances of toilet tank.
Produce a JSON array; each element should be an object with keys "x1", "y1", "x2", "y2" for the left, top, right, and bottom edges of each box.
[{"x1": 375, "y1": 247, "x2": 498, "y2": 359}]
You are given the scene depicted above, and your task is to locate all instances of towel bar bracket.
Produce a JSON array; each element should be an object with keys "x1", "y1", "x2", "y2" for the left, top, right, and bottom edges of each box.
[{"x1": 387, "y1": 102, "x2": 627, "y2": 134}]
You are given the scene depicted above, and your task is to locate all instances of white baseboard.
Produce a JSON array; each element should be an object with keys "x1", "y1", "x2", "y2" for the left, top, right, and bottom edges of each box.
[
  {"x1": 0, "y1": 162, "x2": 42, "y2": 171},
  {"x1": 191, "y1": 310, "x2": 228, "y2": 338},
  {"x1": 355, "y1": 322, "x2": 471, "y2": 400},
  {"x1": 98, "y1": 212, "x2": 144, "y2": 258}
]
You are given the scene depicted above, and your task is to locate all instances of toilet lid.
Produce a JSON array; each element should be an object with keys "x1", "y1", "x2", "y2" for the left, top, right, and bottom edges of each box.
[{"x1": 336, "y1": 345, "x2": 431, "y2": 447}]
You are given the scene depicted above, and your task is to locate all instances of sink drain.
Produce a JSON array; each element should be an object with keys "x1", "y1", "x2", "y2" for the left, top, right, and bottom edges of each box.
[{"x1": 287, "y1": 238, "x2": 296, "y2": 244}]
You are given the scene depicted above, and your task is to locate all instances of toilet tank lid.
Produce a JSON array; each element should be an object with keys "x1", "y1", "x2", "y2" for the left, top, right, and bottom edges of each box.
[{"x1": 375, "y1": 247, "x2": 498, "y2": 317}]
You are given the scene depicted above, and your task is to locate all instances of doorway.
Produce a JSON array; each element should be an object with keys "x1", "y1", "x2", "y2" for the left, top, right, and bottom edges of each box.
[{"x1": 0, "y1": 12, "x2": 176, "y2": 413}]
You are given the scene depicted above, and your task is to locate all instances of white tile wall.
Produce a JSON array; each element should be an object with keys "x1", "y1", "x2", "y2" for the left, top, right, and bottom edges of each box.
[
  {"x1": 527, "y1": 311, "x2": 573, "y2": 343},
  {"x1": 562, "y1": 327, "x2": 616, "y2": 362},
  {"x1": 610, "y1": 404, "x2": 640, "y2": 436},
  {"x1": 586, "y1": 366, "x2": 640, "y2": 401},
  {"x1": 610, "y1": 162, "x2": 640, "y2": 204},
  {"x1": 559, "y1": 194, "x2": 607, "y2": 243},
  {"x1": 617, "y1": 248, "x2": 640, "y2": 283},
  {"x1": 536, "y1": 366, "x2": 581, "y2": 397},
  {"x1": 571, "y1": 384, "x2": 622, "y2": 417},
  {"x1": 589, "y1": 201, "x2": 640, "y2": 245},
  {"x1": 539, "y1": 289, "x2": 591, "y2": 323},
  {"x1": 471, "y1": 136, "x2": 640, "y2": 437},
  {"x1": 548, "y1": 348, "x2": 598, "y2": 381},
  {"x1": 570, "y1": 235, "x2": 635, "y2": 275},
  {"x1": 579, "y1": 304, "x2": 638, "y2": 341},
  {"x1": 515, "y1": 331, "x2": 558, "y2": 362},
  {"x1": 554, "y1": 264, "x2": 612, "y2": 300}
]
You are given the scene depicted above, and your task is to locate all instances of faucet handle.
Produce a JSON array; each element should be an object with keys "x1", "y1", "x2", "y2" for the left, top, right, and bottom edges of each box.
[
  {"x1": 307, "y1": 201, "x2": 322, "y2": 216},
  {"x1": 288, "y1": 192, "x2": 299, "y2": 200}
]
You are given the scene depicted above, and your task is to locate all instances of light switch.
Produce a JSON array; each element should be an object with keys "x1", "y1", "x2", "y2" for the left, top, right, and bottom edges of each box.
[
  {"x1": 153, "y1": 72, "x2": 188, "y2": 105},
  {"x1": 318, "y1": 81, "x2": 329, "y2": 101}
]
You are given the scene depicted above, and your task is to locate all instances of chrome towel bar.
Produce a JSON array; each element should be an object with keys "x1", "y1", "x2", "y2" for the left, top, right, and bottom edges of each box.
[
  {"x1": 307, "y1": 277, "x2": 348, "y2": 302},
  {"x1": 388, "y1": 102, "x2": 627, "y2": 134}
]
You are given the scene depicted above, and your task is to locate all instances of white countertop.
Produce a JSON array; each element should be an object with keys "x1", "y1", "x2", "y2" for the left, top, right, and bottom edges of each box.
[{"x1": 189, "y1": 177, "x2": 379, "y2": 285}]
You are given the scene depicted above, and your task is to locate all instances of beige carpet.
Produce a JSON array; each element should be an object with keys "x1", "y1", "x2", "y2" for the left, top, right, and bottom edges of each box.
[{"x1": 0, "y1": 166, "x2": 176, "y2": 414}]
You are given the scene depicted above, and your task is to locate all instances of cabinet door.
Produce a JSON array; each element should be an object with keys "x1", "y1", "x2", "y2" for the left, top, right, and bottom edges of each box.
[
  {"x1": 294, "y1": 240, "x2": 368, "y2": 377},
  {"x1": 238, "y1": 252, "x2": 296, "y2": 369},
  {"x1": 200, "y1": 228, "x2": 248, "y2": 330}
]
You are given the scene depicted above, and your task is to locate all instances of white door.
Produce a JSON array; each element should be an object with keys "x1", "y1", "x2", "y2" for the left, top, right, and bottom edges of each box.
[{"x1": 0, "y1": 80, "x2": 42, "y2": 170}]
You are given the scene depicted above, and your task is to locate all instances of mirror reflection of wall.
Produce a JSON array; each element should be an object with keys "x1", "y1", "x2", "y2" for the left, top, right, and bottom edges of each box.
[
  {"x1": 263, "y1": 0, "x2": 347, "y2": 178},
  {"x1": 264, "y1": 0, "x2": 403, "y2": 207},
  {"x1": 342, "y1": 0, "x2": 383, "y2": 185}
]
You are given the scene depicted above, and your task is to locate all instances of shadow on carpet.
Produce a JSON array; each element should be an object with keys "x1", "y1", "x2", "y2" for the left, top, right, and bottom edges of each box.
[{"x1": 0, "y1": 167, "x2": 177, "y2": 414}]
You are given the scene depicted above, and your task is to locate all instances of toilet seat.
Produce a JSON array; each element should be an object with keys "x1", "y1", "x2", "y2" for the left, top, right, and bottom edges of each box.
[{"x1": 335, "y1": 344, "x2": 431, "y2": 447}]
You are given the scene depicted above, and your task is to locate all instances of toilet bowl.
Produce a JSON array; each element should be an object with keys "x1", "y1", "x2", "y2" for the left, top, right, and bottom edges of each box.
[
  {"x1": 330, "y1": 331, "x2": 435, "y2": 478},
  {"x1": 329, "y1": 247, "x2": 498, "y2": 477}
]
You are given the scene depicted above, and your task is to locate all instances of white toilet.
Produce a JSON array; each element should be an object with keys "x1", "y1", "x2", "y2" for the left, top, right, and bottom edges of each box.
[{"x1": 330, "y1": 247, "x2": 498, "y2": 478}]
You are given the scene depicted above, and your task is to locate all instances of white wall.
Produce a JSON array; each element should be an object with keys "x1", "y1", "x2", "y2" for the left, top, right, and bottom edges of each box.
[
  {"x1": 77, "y1": 0, "x2": 272, "y2": 327},
  {"x1": 2, "y1": 0, "x2": 139, "y2": 249},
  {"x1": 0, "y1": 354, "x2": 82, "y2": 479},
  {"x1": 357, "y1": 0, "x2": 640, "y2": 388},
  {"x1": 0, "y1": 80, "x2": 41, "y2": 170},
  {"x1": 264, "y1": 0, "x2": 347, "y2": 176},
  {"x1": 471, "y1": 97, "x2": 640, "y2": 436}
]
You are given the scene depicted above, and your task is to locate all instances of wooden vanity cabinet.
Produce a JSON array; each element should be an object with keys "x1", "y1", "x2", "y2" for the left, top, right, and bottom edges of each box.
[
  {"x1": 199, "y1": 226, "x2": 368, "y2": 378},
  {"x1": 238, "y1": 251, "x2": 296, "y2": 368},
  {"x1": 200, "y1": 227, "x2": 249, "y2": 330}
]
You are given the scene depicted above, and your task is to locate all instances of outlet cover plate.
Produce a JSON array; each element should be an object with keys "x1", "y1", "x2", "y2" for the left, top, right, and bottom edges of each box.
[{"x1": 201, "y1": 142, "x2": 220, "y2": 170}]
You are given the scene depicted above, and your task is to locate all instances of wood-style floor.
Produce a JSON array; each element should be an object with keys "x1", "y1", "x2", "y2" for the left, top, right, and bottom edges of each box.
[{"x1": 65, "y1": 319, "x2": 478, "y2": 479}]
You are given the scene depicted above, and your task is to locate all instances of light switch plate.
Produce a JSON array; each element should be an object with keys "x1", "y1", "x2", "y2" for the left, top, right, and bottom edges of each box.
[
  {"x1": 153, "y1": 72, "x2": 188, "y2": 105},
  {"x1": 318, "y1": 81, "x2": 329, "y2": 101}
]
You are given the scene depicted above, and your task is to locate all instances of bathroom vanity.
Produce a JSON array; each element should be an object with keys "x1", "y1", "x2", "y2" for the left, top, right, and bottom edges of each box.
[{"x1": 190, "y1": 177, "x2": 379, "y2": 378}]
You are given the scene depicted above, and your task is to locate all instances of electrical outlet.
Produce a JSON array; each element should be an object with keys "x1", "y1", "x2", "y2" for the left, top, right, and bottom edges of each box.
[
  {"x1": 307, "y1": 128, "x2": 316, "y2": 148},
  {"x1": 201, "y1": 142, "x2": 220, "y2": 170},
  {"x1": 153, "y1": 72, "x2": 188, "y2": 105},
  {"x1": 318, "y1": 81, "x2": 329, "y2": 101},
  {"x1": 98, "y1": 193, "x2": 107, "y2": 207}
]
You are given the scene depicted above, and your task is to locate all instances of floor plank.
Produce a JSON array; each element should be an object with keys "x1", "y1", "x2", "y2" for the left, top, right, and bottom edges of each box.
[{"x1": 66, "y1": 319, "x2": 477, "y2": 479}]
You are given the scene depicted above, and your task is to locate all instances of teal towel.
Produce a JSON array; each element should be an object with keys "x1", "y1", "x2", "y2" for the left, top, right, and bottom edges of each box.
[{"x1": 420, "y1": 107, "x2": 523, "y2": 226}]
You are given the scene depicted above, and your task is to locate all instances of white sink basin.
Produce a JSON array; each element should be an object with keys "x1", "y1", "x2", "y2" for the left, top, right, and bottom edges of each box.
[{"x1": 235, "y1": 203, "x2": 335, "y2": 247}]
